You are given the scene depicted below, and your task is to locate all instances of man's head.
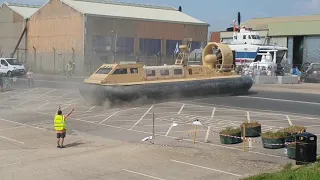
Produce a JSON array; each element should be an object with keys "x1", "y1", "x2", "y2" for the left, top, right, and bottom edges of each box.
[{"x1": 57, "y1": 110, "x2": 62, "y2": 115}]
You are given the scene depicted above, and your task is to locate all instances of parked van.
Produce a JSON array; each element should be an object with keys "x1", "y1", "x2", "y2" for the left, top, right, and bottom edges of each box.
[{"x1": 0, "y1": 58, "x2": 26, "y2": 77}]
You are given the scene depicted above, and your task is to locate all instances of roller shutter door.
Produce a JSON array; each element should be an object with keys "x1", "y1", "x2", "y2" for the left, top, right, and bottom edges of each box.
[{"x1": 303, "y1": 36, "x2": 320, "y2": 63}]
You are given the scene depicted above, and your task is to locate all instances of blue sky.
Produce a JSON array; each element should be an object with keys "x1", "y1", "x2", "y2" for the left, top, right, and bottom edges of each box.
[{"x1": 2, "y1": 0, "x2": 320, "y2": 32}]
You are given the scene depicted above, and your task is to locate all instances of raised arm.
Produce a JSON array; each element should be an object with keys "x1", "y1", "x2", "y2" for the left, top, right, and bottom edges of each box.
[{"x1": 64, "y1": 108, "x2": 74, "y2": 119}]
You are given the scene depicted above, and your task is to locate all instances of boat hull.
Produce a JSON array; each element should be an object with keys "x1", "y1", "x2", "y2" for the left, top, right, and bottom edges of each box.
[{"x1": 79, "y1": 76, "x2": 253, "y2": 105}]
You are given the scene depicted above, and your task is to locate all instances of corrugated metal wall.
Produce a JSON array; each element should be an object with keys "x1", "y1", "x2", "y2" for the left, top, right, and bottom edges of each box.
[
  {"x1": 0, "y1": 4, "x2": 26, "y2": 61},
  {"x1": 210, "y1": 32, "x2": 220, "y2": 42},
  {"x1": 28, "y1": 0, "x2": 85, "y2": 74},
  {"x1": 287, "y1": 37, "x2": 293, "y2": 64},
  {"x1": 303, "y1": 36, "x2": 320, "y2": 63},
  {"x1": 269, "y1": 37, "x2": 287, "y2": 47},
  {"x1": 86, "y1": 16, "x2": 208, "y2": 69}
]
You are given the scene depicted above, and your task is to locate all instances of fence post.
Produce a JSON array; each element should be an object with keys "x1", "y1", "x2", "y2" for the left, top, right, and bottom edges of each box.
[
  {"x1": 53, "y1": 47, "x2": 56, "y2": 75},
  {"x1": 40, "y1": 54, "x2": 43, "y2": 73},
  {"x1": 72, "y1": 47, "x2": 75, "y2": 63},
  {"x1": 33, "y1": 47, "x2": 36, "y2": 72}
]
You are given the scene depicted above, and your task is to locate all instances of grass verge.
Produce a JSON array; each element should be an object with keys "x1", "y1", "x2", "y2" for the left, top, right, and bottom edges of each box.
[{"x1": 242, "y1": 161, "x2": 320, "y2": 180}]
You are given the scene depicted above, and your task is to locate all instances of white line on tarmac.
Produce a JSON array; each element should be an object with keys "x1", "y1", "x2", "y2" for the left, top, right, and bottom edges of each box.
[
  {"x1": 165, "y1": 122, "x2": 175, "y2": 136},
  {"x1": 205, "y1": 126, "x2": 211, "y2": 142},
  {"x1": 177, "y1": 104, "x2": 185, "y2": 114},
  {"x1": 85, "y1": 106, "x2": 96, "y2": 112},
  {"x1": 99, "y1": 111, "x2": 119, "y2": 124},
  {"x1": 0, "y1": 88, "x2": 39, "y2": 103},
  {"x1": 210, "y1": 108, "x2": 215, "y2": 120},
  {"x1": 247, "y1": 111, "x2": 251, "y2": 123},
  {"x1": 0, "y1": 126, "x2": 26, "y2": 131},
  {"x1": 286, "y1": 115, "x2": 293, "y2": 126},
  {"x1": 35, "y1": 102, "x2": 49, "y2": 110},
  {"x1": 0, "y1": 136, "x2": 24, "y2": 144},
  {"x1": 130, "y1": 105, "x2": 154, "y2": 130},
  {"x1": 0, "y1": 162, "x2": 21, "y2": 168},
  {"x1": 237, "y1": 96, "x2": 320, "y2": 105},
  {"x1": 170, "y1": 159, "x2": 242, "y2": 177},
  {"x1": 122, "y1": 169, "x2": 166, "y2": 180},
  {"x1": 59, "y1": 92, "x2": 74, "y2": 98},
  {"x1": 39, "y1": 89, "x2": 56, "y2": 97},
  {"x1": 0, "y1": 103, "x2": 290, "y2": 160}
]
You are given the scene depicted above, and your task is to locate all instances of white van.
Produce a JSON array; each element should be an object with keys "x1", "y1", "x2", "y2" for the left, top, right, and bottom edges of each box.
[{"x1": 0, "y1": 58, "x2": 26, "y2": 77}]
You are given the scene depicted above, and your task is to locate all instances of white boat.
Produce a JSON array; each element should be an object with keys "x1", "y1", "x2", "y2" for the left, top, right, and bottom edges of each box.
[{"x1": 224, "y1": 21, "x2": 288, "y2": 66}]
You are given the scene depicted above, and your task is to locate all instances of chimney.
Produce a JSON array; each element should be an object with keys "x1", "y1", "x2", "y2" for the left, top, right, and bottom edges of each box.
[{"x1": 178, "y1": 6, "x2": 182, "y2": 12}]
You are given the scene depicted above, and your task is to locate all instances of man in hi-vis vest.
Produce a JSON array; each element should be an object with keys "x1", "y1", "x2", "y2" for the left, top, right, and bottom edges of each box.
[{"x1": 54, "y1": 107, "x2": 74, "y2": 148}]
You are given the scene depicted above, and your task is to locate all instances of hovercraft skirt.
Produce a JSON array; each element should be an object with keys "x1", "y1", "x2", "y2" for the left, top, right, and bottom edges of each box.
[{"x1": 79, "y1": 76, "x2": 253, "y2": 105}]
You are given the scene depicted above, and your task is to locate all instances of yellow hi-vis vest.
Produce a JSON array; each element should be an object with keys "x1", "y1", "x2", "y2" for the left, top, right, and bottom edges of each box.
[{"x1": 54, "y1": 115, "x2": 66, "y2": 131}]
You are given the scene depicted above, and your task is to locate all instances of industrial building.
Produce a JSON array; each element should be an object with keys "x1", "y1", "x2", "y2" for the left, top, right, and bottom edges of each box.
[
  {"x1": 210, "y1": 14, "x2": 320, "y2": 68},
  {"x1": 0, "y1": 2, "x2": 39, "y2": 62},
  {"x1": 26, "y1": 0, "x2": 208, "y2": 75}
]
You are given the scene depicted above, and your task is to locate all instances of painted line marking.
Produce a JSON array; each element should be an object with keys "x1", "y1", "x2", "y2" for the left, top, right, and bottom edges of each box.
[
  {"x1": 99, "y1": 111, "x2": 119, "y2": 124},
  {"x1": 0, "y1": 102, "x2": 293, "y2": 160},
  {"x1": 0, "y1": 136, "x2": 24, "y2": 144},
  {"x1": 59, "y1": 92, "x2": 73, "y2": 98},
  {"x1": 0, "y1": 126, "x2": 26, "y2": 131},
  {"x1": 130, "y1": 105, "x2": 154, "y2": 130},
  {"x1": 170, "y1": 159, "x2": 242, "y2": 177},
  {"x1": 247, "y1": 111, "x2": 250, "y2": 122},
  {"x1": 177, "y1": 104, "x2": 185, "y2": 115},
  {"x1": 0, "y1": 162, "x2": 21, "y2": 168},
  {"x1": 286, "y1": 115, "x2": 293, "y2": 126},
  {"x1": 35, "y1": 102, "x2": 49, "y2": 110},
  {"x1": 237, "y1": 96, "x2": 320, "y2": 105},
  {"x1": 0, "y1": 88, "x2": 39, "y2": 103},
  {"x1": 165, "y1": 122, "x2": 175, "y2": 136},
  {"x1": 39, "y1": 89, "x2": 56, "y2": 97},
  {"x1": 210, "y1": 108, "x2": 216, "y2": 120},
  {"x1": 205, "y1": 126, "x2": 211, "y2": 142},
  {"x1": 122, "y1": 169, "x2": 166, "y2": 180},
  {"x1": 85, "y1": 106, "x2": 96, "y2": 112}
]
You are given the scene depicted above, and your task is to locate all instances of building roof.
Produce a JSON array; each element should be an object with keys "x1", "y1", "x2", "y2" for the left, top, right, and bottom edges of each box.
[
  {"x1": 241, "y1": 14, "x2": 320, "y2": 30},
  {"x1": 61, "y1": 0, "x2": 208, "y2": 25},
  {"x1": 2, "y1": 2, "x2": 40, "y2": 19}
]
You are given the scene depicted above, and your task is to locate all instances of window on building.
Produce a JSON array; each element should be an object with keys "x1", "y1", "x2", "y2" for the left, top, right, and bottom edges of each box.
[
  {"x1": 116, "y1": 37, "x2": 134, "y2": 54},
  {"x1": 130, "y1": 68, "x2": 138, "y2": 74},
  {"x1": 113, "y1": 68, "x2": 128, "y2": 74},
  {"x1": 188, "y1": 69, "x2": 192, "y2": 75},
  {"x1": 146, "y1": 70, "x2": 155, "y2": 76},
  {"x1": 190, "y1": 41, "x2": 202, "y2": 52},
  {"x1": 174, "y1": 69, "x2": 183, "y2": 75},
  {"x1": 166, "y1": 40, "x2": 183, "y2": 56},
  {"x1": 139, "y1": 38, "x2": 161, "y2": 56},
  {"x1": 160, "y1": 69, "x2": 169, "y2": 76}
]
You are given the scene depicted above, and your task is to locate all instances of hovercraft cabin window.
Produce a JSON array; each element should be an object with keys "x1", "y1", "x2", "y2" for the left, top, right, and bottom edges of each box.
[
  {"x1": 96, "y1": 67, "x2": 112, "y2": 74},
  {"x1": 130, "y1": 68, "x2": 138, "y2": 74},
  {"x1": 113, "y1": 68, "x2": 128, "y2": 74},
  {"x1": 174, "y1": 69, "x2": 183, "y2": 75},
  {"x1": 160, "y1": 69, "x2": 169, "y2": 76},
  {"x1": 146, "y1": 70, "x2": 155, "y2": 76}
]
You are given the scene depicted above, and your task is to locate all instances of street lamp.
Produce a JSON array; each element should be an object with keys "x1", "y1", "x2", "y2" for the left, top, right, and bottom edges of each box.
[{"x1": 111, "y1": 30, "x2": 118, "y2": 62}]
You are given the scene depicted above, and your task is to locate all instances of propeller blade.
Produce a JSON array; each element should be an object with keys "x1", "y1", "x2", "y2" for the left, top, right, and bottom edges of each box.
[{"x1": 237, "y1": 12, "x2": 241, "y2": 26}]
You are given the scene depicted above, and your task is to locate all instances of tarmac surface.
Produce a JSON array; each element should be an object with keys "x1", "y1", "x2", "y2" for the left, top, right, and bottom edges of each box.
[{"x1": 1, "y1": 75, "x2": 320, "y2": 180}]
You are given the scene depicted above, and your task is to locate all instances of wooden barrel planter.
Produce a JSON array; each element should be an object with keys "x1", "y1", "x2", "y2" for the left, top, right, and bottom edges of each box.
[
  {"x1": 261, "y1": 131, "x2": 286, "y2": 149},
  {"x1": 240, "y1": 121, "x2": 261, "y2": 137},
  {"x1": 283, "y1": 126, "x2": 306, "y2": 145},
  {"x1": 220, "y1": 127, "x2": 242, "y2": 144},
  {"x1": 287, "y1": 143, "x2": 296, "y2": 159}
]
